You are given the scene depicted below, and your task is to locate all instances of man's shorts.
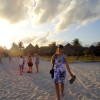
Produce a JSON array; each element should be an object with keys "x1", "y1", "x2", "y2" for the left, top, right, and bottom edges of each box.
[{"x1": 19, "y1": 65, "x2": 24, "y2": 69}]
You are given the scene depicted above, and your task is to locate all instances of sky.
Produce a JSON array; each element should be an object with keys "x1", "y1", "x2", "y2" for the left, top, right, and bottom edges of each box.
[{"x1": 0, "y1": 0, "x2": 100, "y2": 49}]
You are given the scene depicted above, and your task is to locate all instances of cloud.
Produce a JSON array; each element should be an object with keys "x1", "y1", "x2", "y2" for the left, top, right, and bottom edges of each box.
[
  {"x1": 16, "y1": 32, "x2": 51, "y2": 46},
  {"x1": 33, "y1": 0, "x2": 100, "y2": 32},
  {"x1": 18, "y1": 36, "x2": 37, "y2": 44},
  {"x1": 0, "y1": 0, "x2": 34, "y2": 23},
  {"x1": 33, "y1": 0, "x2": 67, "y2": 24},
  {"x1": 35, "y1": 32, "x2": 50, "y2": 45},
  {"x1": 0, "y1": 0, "x2": 99, "y2": 32},
  {"x1": 55, "y1": 0, "x2": 100, "y2": 32}
]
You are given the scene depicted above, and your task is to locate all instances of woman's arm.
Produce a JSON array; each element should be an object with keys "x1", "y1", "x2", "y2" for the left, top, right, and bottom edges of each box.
[
  {"x1": 51, "y1": 54, "x2": 55, "y2": 64},
  {"x1": 66, "y1": 63, "x2": 74, "y2": 77},
  {"x1": 64, "y1": 55, "x2": 74, "y2": 77}
]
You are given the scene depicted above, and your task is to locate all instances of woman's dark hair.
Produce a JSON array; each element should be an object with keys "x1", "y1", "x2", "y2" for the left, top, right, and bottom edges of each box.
[
  {"x1": 20, "y1": 56, "x2": 22, "y2": 58},
  {"x1": 58, "y1": 45, "x2": 64, "y2": 49},
  {"x1": 28, "y1": 55, "x2": 31, "y2": 57},
  {"x1": 37, "y1": 53, "x2": 39, "y2": 56}
]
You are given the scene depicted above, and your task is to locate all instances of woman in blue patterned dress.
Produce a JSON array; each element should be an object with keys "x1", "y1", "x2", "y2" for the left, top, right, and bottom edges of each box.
[{"x1": 52, "y1": 45, "x2": 74, "y2": 100}]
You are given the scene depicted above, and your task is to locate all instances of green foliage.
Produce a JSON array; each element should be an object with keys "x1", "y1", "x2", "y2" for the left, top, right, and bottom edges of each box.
[{"x1": 0, "y1": 39, "x2": 100, "y2": 58}]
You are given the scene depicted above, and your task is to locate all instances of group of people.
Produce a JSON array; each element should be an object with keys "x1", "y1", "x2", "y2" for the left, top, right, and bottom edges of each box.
[
  {"x1": 0, "y1": 44, "x2": 75, "y2": 100},
  {"x1": 19, "y1": 53, "x2": 40, "y2": 75},
  {"x1": 19, "y1": 45, "x2": 75, "y2": 100}
]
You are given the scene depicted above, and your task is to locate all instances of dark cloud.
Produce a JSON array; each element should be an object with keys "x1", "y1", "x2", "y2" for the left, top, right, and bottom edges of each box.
[
  {"x1": 17, "y1": 32, "x2": 50, "y2": 46},
  {"x1": 56, "y1": 0, "x2": 100, "y2": 31},
  {"x1": 1, "y1": 0, "x2": 99, "y2": 32},
  {"x1": 0, "y1": 0, "x2": 33, "y2": 23},
  {"x1": 33, "y1": 0, "x2": 100, "y2": 31},
  {"x1": 35, "y1": 32, "x2": 50, "y2": 45},
  {"x1": 18, "y1": 36, "x2": 37, "y2": 44},
  {"x1": 34, "y1": 0, "x2": 66, "y2": 24}
]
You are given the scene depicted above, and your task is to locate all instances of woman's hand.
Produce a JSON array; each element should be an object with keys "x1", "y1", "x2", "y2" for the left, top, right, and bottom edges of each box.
[{"x1": 70, "y1": 72, "x2": 74, "y2": 77}]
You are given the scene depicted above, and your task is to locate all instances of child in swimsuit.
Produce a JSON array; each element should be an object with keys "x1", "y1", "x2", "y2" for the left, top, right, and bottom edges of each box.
[
  {"x1": 27, "y1": 55, "x2": 33, "y2": 73},
  {"x1": 35, "y1": 53, "x2": 40, "y2": 72},
  {"x1": 19, "y1": 56, "x2": 24, "y2": 75}
]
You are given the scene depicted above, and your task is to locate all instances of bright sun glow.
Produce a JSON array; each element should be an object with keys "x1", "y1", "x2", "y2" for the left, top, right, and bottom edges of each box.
[
  {"x1": 0, "y1": 19, "x2": 29, "y2": 48},
  {"x1": 0, "y1": 20, "x2": 14, "y2": 48}
]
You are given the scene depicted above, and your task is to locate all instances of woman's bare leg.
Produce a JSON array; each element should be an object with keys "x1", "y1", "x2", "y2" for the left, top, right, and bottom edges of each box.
[
  {"x1": 55, "y1": 83, "x2": 60, "y2": 100},
  {"x1": 22, "y1": 69, "x2": 24, "y2": 73},
  {"x1": 29, "y1": 66, "x2": 31, "y2": 71},
  {"x1": 20, "y1": 69, "x2": 23, "y2": 75},
  {"x1": 61, "y1": 83, "x2": 64, "y2": 97},
  {"x1": 36, "y1": 64, "x2": 38, "y2": 72},
  {"x1": 31, "y1": 67, "x2": 32, "y2": 72},
  {"x1": 20, "y1": 69, "x2": 21, "y2": 75}
]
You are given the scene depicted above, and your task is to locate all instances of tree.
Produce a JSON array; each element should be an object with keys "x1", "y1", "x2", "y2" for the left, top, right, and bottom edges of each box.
[
  {"x1": 0, "y1": 46, "x2": 5, "y2": 57},
  {"x1": 95, "y1": 42, "x2": 100, "y2": 56},
  {"x1": 18, "y1": 42, "x2": 24, "y2": 55},
  {"x1": 86, "y1": 45, "x2": 96, "y2": 60},
  {"x1": 10, "y1": 42, "x2": 19, "y2": 56},
  {"x1": 11, "y1": 42, "x2": 18, "y2": 48},
  {"x1": 72, "y1": 39, "x2": 82, "y2": 60},
  {"x1": 96, "y1": 42, "x2": 100, "y2": 48},
  {"x1": 18, "y1": 42, "x2": 24, "y2": 49}
]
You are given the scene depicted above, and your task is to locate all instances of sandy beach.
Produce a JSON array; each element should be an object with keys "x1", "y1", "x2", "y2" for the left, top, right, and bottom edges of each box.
[{"x1": 0, "y1": 57, "x2": 100, "y2": 100}]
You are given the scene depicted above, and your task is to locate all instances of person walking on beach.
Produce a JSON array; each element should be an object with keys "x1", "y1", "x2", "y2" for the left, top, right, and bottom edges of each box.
[
  {"x1": 51, "y1": 45, "x2": 74, "y2": 100},
  {"x1": 35, "y1": 53, "x2": 40, "y2": 72},
  {"x1": 9, "y1": 56, "x2": 13, "y2": 63},
  {"x1": 27, "y1": 55, "x2": 33, "y2": 73},
  {"x1": 19, "y1": 56, "x2": 24, "y2": 75},
  {"x1": 0, "y1": 55, "x2": 2, "y2": 63},
  {"x1": 23, "y1": 56, "x2": 25, "y2": 73}
]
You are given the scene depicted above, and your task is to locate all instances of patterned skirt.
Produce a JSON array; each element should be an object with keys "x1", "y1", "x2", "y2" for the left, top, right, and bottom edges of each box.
[{"x1": 54, "y1": 65, "x2": 66, "y2": 83}]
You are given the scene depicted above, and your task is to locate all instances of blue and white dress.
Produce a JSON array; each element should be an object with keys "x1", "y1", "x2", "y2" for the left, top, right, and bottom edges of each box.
[{"x1": 54, "y1": 55, "x2": 66, "y2": 83}]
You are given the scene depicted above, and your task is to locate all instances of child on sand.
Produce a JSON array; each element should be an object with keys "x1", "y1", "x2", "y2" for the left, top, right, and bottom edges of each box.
[
  {"x1": 9, "y1": 56, "x2": 13, "y2": 63},
  {"x1": 27, "y1": 55, "x2": 33, "y2": 73},
  {"x1": 19, "y1": 56, "x2": 24, "y2": 75},
  {"x1": 35, "y1": 53, "x2": 40, "y2": 72},
  {"x1": 0, "y1": 56, "x2": 2, "y2": 63},
  {"x1": 22, "y1": 56, "x2": 25, "y2": 73}
]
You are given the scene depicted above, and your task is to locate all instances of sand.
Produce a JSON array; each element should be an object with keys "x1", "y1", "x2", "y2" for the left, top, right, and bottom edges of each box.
[{"x1": 0, "y1": 57, "x2": 100, "y2": 100}]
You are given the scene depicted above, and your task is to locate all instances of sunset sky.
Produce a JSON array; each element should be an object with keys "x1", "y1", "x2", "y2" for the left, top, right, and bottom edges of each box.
[{"x1": 0, "y1": 0, "x2": 100, "y2": 49}]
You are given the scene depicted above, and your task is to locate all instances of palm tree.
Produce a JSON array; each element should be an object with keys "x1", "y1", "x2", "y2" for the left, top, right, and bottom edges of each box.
[
  {"x1": 95, "y1": 42, "x2": 100, "y2": 56},
  {"x1": 18, "y1": 42, "x2": 24, "y2": 55},
  {"x1": 18, "y1": 42, "x2": 24, "y2": 50},
  {"x1": 11, "y1": 42, "x2": 18, "y2": 48},
  {"x1": 10, "y1": 42, "x2": 19, "y2": 56},
  {"x1": 72, "y1": 39, "x2": 82, "y2": 60},
  {"x1": 96, "y1": 42, "x2": 100, "y2": 48}
]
